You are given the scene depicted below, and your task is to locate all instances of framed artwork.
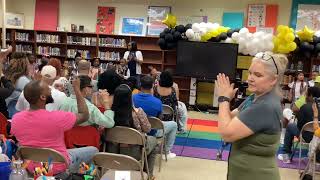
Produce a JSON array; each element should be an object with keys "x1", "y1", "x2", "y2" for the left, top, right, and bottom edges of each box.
[
  {"x1": 5, "y1": 13, "x2": 24, "y2": 29},
  {"x1": 119, "y1": 17, "x2": 146, "y2": 36},
  {"x1": 147, "y1": 6, "x2": 171, "y2": 36},
  {"x1": 290, "y1": 0, "x2": 320, "y2": 29},
  {"x1": 296, "y1": 4, "x2": 320, "y2": 31}
]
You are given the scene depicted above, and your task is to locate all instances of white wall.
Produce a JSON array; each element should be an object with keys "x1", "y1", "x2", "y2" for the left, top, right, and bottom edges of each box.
[{"x1": 5, "y1": 0, "x2": 292, "y2": 32}]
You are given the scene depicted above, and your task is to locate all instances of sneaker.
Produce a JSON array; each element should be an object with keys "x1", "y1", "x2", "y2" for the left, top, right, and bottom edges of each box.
[
  {"x1": 177, "y1": 130, "x2": 187, "y2": 134},
  {"x1": 162, "y1": 152, "x2": 176, "y2": 160},
  {"x1": 278, "y1": 154, "x2": 291, "y2": 163}
]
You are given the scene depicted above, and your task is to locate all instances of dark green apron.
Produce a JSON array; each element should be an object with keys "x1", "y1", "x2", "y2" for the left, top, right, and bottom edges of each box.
[{"x1": 227, "y1": 133, "x2": 281, "y2": 180}]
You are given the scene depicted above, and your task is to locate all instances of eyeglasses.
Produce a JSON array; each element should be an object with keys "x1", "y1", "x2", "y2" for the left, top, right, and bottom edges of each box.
[{"x1": 255, "y1": 52, "x2": 279, "y2": 75}]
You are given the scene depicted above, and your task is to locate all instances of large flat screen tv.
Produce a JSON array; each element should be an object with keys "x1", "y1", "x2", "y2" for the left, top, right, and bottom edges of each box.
[{"x1": 176, "y1": 41, "x2": 238, "y2": 80}]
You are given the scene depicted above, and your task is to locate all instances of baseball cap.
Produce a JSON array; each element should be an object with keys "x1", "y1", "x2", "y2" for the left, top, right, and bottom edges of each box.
[{"x1": 41, "y1": 65, "x2": 57, "y2": 79}]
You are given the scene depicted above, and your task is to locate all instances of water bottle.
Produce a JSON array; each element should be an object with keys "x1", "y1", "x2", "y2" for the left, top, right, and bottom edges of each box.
[{"x1": 9, "y1": 160, "x2": 28, "y2": 180}]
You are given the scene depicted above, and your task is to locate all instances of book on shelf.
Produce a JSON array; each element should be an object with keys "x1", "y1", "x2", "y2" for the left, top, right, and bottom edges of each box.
[
  {"x1": 15, "y1": 32, "x2": 30, "y2": 41},
  {"x1": 36, "y1": 34, "x2": 60, "y2": 43},
  {"x1": 99, "y1": 37, "x2": 126, "y2": 47},
  {"x1": 67, "y1": 49, "x2": 91, "y2": 59},
  {"x1": 37, "y1": 46, "x2": 61, "y2": 56},
  {"x1": 98, "y1": 51, "x2": 121, "y2": 61},
  {"x1": 67, "y1": 36, "x2": 96, "y2": 46},
  {"x1": 16, "y1": 44, "x2": 33, "y2": 54}
]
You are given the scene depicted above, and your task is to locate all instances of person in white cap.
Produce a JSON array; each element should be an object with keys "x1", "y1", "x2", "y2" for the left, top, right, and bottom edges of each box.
[{"x1": 16, "y1": 65, "x2": 67, "y2": 111}]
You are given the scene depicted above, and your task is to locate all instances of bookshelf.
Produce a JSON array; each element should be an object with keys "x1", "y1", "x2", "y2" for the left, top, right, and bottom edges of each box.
[{"x1": 0, "y1": 28, "x2": 191, "y2": 103}]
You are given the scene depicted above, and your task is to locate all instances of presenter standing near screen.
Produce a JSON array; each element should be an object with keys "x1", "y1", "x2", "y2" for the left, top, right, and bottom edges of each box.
[
  {"x1": 215, "y1": 52, "x2": 288, "y2": 180},
  {"x1": 123, "y1": 41, "x2": 143, "y2": 85}
]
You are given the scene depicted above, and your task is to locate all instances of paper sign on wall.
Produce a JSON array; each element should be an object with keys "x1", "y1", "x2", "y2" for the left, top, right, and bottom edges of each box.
[
  {"x1": 222, "y1": 12, "x2": 244, "y2": 29},
  {"x1": 246, "y1": 4, "x2": 278, "y2": 33},
  {"x1": 96, "y1": 7, "x2": 116, "y2": 34}
]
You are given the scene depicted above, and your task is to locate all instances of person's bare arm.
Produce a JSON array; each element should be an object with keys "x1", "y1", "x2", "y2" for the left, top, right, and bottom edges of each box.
[
  {"x1": 73, "y1": 77, "x2": 89, "y2": 126},
  {"x1": 230, "y1": 108, "x2": 239, "y2": 118},
  {"x1": 173, "y1": 82, "x2": 180, "y2": 101}
]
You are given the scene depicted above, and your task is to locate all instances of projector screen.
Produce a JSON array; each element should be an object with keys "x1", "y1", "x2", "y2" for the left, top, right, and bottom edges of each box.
[{"x1": 176, "y1": 41, "x2": 238, "y2": 80}]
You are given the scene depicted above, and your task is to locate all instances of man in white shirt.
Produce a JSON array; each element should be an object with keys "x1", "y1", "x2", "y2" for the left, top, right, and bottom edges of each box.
[{"x1": 16, "y1": 65, "x2": 67, "y2": 111}]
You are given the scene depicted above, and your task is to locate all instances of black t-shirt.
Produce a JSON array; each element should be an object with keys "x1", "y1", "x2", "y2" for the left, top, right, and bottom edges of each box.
[{"x1": 296, "y1": 103, "x2": 315, "y2": 142}]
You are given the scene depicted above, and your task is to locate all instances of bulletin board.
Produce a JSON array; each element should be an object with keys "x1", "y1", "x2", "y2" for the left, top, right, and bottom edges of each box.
[{"x1": 96, "y1": 7, "x2": 116, "y2": 34}]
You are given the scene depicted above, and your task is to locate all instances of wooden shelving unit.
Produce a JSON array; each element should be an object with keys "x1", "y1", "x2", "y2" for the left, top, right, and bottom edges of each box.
[{"x1": 0, "y1": 28, "x2": 191, "y2": 103}]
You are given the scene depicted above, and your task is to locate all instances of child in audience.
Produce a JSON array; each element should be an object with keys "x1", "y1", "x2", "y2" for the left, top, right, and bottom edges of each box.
[
  {"x1": 89, "y1": 58, "x2": 101, "y2": 80},
  {"x1": 116, "y1": 59, "x2": 130, "y2": 79}
]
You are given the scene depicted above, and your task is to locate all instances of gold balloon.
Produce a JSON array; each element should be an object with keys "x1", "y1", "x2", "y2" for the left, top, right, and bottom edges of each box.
[
  {"x1": 297, "y1": 26, "x2": 315, "y2": 42},
  {"x1": 162, "y1": 14, "x2": 177, "y2": 28}
]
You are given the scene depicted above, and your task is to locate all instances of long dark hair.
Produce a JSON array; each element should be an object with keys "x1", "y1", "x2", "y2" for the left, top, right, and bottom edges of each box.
[
  {"x1": 111, "y1": 84, "x2": 134, "y2": 128},
  {"x1": 128, "y1": 41, "x2": 137, "y2": 52}
]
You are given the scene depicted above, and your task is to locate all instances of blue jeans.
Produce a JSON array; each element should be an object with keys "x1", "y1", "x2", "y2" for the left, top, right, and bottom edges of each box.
[
  {"x1": 67, "y1": 146, "x2": 98, "y2": 173},
  {"x1": 282, "y1": 123, "x2": 300, "y2": 154},
  {"x1": 156, "y1": 121, "x2": 177, "y2": 154}
]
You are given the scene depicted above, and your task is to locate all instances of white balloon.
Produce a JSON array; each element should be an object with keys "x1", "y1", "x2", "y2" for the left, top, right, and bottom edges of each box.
[
  {"x1": 199, "y1": 22, "x2": 207, "y2": 29},
  {"x1": 246, "y1": 41, "x2": 254, "y2": 50},
  {"x1": 247, "y1": 33, "x2": 253, "y2": 39},
  {"x1": 192, "y1": 23, "x2": 200, "y2": 32},
  {"x1": 212, "y1": 23, "x2": 220, "y2": 29},
  {"x1": 251, "y1": 38, "x2": 260, "y2": 47},
  {"x1": 266, "y1": 42, "x2": 274, "y2": 51},
  {"x1": 264, "y1": 33, "x2": 274, "y2": 42},
  {"x1": 225, "y1": 38, "x2": 233, "y2": 43},
  {"x1": 231, "y1": 32, "x2": 240, "y2": 41},
  {"x1": 186, "y1": 29, "x2": 195, "y2": 39},
  {"x1": 239, "y1": 27, "x2": 249, "y2": 34},
  {"x1": 194, "y1": 33, "x2": 201, "y2": 41},
  {"x1": 238, "y1": 37, "x2": 246, "y2": 45},
  {"x1": 316, "y1": 30, "x2": 320, "y2": 37},
  {"x1": 199, "y1": 28, "x2": 207, "y2": 36}
]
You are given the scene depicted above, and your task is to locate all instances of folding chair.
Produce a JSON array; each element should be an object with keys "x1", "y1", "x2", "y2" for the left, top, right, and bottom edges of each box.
[
  {"x1": 93, "y1": 152, "x2": 148, "y2": 180},
  {"x1": 148, "y1": 116, "x2": 166, "y2": 172},
  {"x1": 297, "y1": 122, "x2": 317, "y2": 174},
  {"x1": 104, "y1": 126, "x2": 150, "y2": 179},
  {"x1": 17, "y1": 146, "x2": 68, "y2": 174},
  {"x1": 162, "y1": 104, "x2": 180, "y2": 131}
]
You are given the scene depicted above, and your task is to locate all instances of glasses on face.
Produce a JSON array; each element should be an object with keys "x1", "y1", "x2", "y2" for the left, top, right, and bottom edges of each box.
[{"x1": 255, "y1": 52, "x2": 279, "y2": 75}]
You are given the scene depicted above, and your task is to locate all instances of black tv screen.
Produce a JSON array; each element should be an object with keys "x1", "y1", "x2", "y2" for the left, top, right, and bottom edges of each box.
[{"x1": 176, "y1": 41, "x2": 238, "y2": 80}]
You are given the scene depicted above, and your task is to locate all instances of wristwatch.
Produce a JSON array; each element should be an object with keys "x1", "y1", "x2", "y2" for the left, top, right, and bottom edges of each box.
[{"x1": 218, "y1": 96, "x2": 231, "y2": 103}]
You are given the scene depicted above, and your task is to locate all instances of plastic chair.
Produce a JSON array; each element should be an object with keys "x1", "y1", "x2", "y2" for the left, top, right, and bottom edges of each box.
[
  {"x1": 104, "y1": 126, "x2": 149, "y2": 179},
  {"x1": 148, "y1": 116, "x2": 166, "y2": 172},
  {"x1": 93, "y1": 152, "x2": 147, "y2": 180}
]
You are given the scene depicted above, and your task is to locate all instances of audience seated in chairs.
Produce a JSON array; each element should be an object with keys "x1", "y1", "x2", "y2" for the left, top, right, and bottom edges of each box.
[
  {"x1": 59, "y1": 75, "x2": 114, "y2": 149},
  {"x1": 133, "y1": 75, "x2": 177, "y2": 159},
  {"x1": 107, "y1": 84, "x2": 157, "y2": 179},
  {"x1": 278, "y1": 87, "x2": 320, "y2": 163},
  {"x1": 16, "y1": 65, "x2": 67, "y2": 112},
  {"x1": 10, "y1": 78, "x2": 98, "y2": 174},
  {"x1": 92, "y1": 69, "x2": 123, "y2": 111}
]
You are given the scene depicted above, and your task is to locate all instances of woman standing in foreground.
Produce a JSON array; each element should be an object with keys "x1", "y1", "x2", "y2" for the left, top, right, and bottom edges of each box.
[{"x1": 216, "y1": 52, "x2": 288, "y2": 180}]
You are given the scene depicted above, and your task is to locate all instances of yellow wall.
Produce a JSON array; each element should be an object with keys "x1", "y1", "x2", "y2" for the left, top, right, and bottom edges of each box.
[{"x1": 3, "y1": 0, "x2": 292, "y2": 32}]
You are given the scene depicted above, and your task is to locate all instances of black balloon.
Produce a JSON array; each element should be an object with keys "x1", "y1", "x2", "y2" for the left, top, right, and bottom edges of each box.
[
  {"x1": 219, "y1": 32, "x2": 228, "y2": 40},
  {"x1": 165, "y1": 33, "x2": 174, "y2": 42},
  {"x1": 176, "y1": 25, "x2": 186, "y2": 33},
  {"x1": 300, "y1": 42, "x2": 310, "y2": 51},
  {"x1": 227, "y1": 29, "x2": 234, "y2": 37},
  {"x1": 164, "y1": 28, "x2": 170, "y2": 34},
  {"x1": 160, "y1": 32, "x2": 166, "y2": 39},
  {"x1": 233, "y1": 28, "x2": 240, "y2": 32},
  {"x1": 313, "y1": 36, "x2": 320, "y2": 44},
  {"x1": 170, "y1": 28, "x2": 176, "y2": 34},
  {"x1": 167, "y1": 42, "x2": 176, "y2": 50},
  {"x1": 304, "y1": 51, "x2": 311, "y2": 58},
  {"x1": 157, "y1": 38, "x2": 167, "y2": 50},
  {"x1": 209, "y1": 36, "x2": 220, "y2": 42},
  {"x1": 294, "y1": 37, "x2": 300, "y2": 46},
  {"x1": 185, "y1": 24, "x2": 192, "y2": 30},
  {"x1": 173, "y1": 31, "x2": 182, "y2": 41},
  {"x1": 316, "y1": 43, "x2": 320, "y2": 52}
]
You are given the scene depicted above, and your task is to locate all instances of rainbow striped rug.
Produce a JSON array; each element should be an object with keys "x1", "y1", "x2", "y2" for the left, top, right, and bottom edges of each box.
[{"x1": 172, "y1": 118, "x2": 309, "y2": 170}]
